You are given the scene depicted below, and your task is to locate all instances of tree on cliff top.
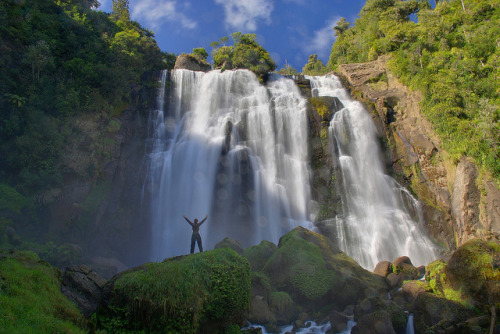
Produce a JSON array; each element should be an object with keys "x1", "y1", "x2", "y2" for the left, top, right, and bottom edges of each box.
[
  {"x1": 211, "y1": 32, "x2": 276, "y2": 81},
  {"x1": 302, "y1": 54, "x2": 328, "y2": 76}
]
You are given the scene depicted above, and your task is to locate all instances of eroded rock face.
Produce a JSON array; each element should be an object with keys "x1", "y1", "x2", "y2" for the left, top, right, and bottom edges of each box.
[
  {"x1": 452, "y1": 157, "x2": 481, "y2": 245},
  {"x1": 61, "y1": 264, "x2": 107, "y2": 318},
  {"x1": 337, "y1": 56, "x2": 499, "y2": 251},
  {"x1": 174, "y1": 54, "x2": 211, "y2": 72}
]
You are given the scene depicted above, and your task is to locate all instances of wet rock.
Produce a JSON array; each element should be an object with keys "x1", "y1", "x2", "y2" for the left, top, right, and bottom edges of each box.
[
  {"x1": 61, "y1": 264, "x2": 107, "y2": 317},
  {"x1": 248, "y1": 295, "x2": 276, "y2": 325},
  {"x1": 373, "y1": 261, "x2": 392, "y2": 277},
  {"x1": 328, "y1": 310, "x2": 350, "y2": 333},
  {"x1": 351, "y1": 310, "x2": 396, "y2": 334},
  {"x1": 269, "y1": 291, "x2": 298, "y2": 325},
  {"x1": 174, "y1": 54, "x2": 211, "y2": 72},
  {"x1": 401, "y1": 281, "x2": 427, "y2": 303},
  {"x1": 262, "y1": 227, "x2": 389, "y2": 312}
]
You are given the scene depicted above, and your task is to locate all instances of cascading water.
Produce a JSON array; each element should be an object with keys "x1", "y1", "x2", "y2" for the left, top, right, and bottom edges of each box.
[
  {"x1": 145, "y1": 69, "x2": 313, "y2": 260},
  {"x1": 307, "y1": 74, "x2": 437, "y2": 270}
]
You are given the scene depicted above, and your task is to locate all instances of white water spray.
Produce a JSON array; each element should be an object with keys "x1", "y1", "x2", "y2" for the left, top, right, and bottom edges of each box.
[
  {"x1": 145, "y1": 69, "x2": 312, "y2": 260},
  {"x1": 307, "y1": 75, "x2": 437, "y2": 269}
]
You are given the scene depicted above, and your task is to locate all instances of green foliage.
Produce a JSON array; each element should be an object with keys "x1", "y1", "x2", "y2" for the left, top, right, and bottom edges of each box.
[
  {"x1": 303, "y1": 54, "x2": 328, "y2": 76},
  {"x1": 97, "y1": 248, "x2": 251, "y2": 333},
  {"x1": 210, "y1": 32, "x2": 276, "y2": 81},
  {"x1": 192, "y1": 47, "x2": 209, "y2": 61},
  {"x1": 277, "y1": 62, "x2": 299, "y2": 76},
  {"x1": 0, "y1": 250, "x2": 86, "y2": 333},
  {"x1": 0, "y1": 0, "x2": 169, "y2": 194},
  {"x1": 0, "y1": 184, "x2": 28, "y2": 214},
  {"x1": 264, "y1": 229, "x2": 336, "y2": 301},
  {"x1": 243, "y1": 239, "x2": 277, "y2": 271},
  {"x1": 269, "y1": 291, "x2": 294, "y2": 313},
  {"x1": 328, "y1": 0, "x2": 500, "y2": 181}
]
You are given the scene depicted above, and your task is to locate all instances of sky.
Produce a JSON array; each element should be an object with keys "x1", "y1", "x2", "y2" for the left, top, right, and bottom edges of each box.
[{"x1": 98, "y1": 0, "x2": 368, "y2": 70}]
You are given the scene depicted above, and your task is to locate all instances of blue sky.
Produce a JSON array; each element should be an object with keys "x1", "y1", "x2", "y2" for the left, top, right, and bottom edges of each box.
[{"x1": 98, "y1": 0, "x2": 367, "y2": 70}]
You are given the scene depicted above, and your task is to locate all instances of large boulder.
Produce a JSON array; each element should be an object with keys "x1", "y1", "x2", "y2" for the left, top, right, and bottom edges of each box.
[
  {"x1": 262, "y1": 227, "x2": 389, "y2": 312},
  {"x1": 400, "y1": 239, "x2": 500, "y2": 333},
  {"x1": 244, "y1": 240, "x2": 277, "y2": 271},
  {"x1": 96, "y1": 248, "x2": 251, "y2": 333},
  {"x1": 174, "y1": 54, "x2": 211, "y2": 72},
  {"x1": 61, "y1": 264, "x2": 107, "y2": 317},
  {"x1": 214, "y1": 237, "x2": 244, "y2": 255}
]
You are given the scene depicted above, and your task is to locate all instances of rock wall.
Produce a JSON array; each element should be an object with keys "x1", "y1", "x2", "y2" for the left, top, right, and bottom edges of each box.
[
  {"x1": 174, "y1": 54, "x2": 211, "y2": 72},
  {"x1": 39, "y1": 85, "x2": 156, "y2": 274},
  {"x1": 336, "y1": 56, "x2": 500, "y2": 254}
]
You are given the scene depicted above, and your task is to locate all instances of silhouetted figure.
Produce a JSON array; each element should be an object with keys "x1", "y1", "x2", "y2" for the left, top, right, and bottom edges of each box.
[{"x1": 184, "y1": 215, "x2": 208, "y2": 254}]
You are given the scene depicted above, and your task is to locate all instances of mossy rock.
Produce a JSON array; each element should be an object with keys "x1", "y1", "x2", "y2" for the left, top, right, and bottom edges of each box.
[
  {"x1": 426, "y1": 239, "x2": 500, "y2": 308},
  {"x1": 0, "y1": 250, "x2": 87, "y2": 333},
  {"x1": 214, "y1": 237, "x2": 244, "y2": 255},
  {"x1": 243, "y1": 240, "x2": 277, "y2": 271},
  {"x1": 96, "y1": 248, "x2": 251, "y2": 333},
  {"x1": 447, "y1": 239, "x2": 500, "y2": 304},
  {"x1": 262, "y1": 227, "x2": 388, "y2": 312},
  {"x1": 269, "y1": 291, "x2": 299, "y2": 325},
  {"x1": 412, "y1": 291, "x2": 474, "y2": 334}
]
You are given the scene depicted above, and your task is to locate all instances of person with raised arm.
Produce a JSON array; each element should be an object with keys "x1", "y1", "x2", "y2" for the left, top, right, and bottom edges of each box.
[{"x1": 183, "y1": 215, "x2": 208, "y2": 254}]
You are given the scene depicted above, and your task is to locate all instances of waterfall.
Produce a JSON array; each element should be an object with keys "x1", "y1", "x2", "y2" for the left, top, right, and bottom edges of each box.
[
  {"x1": 307, "y1": 74, "x2": 437, "y2": 270},
  {"x1": 145, "y1": 69, "x2": 313, "y2": 260},
  {"x1": 406, "y1": 314, "x2": 415, "y2": 334}
]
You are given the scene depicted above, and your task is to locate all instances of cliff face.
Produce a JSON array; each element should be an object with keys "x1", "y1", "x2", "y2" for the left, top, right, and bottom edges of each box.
[
  {"x1": 336, "y1": 56, "x2": 500, "y2": 253},
  {"x1": 38, "y1": 88, "x2": 155, "y2": 274}
]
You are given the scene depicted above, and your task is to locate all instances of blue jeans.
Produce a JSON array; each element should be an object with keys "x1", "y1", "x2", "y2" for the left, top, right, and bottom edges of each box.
[{"x1": 190, "y1": 233, "x2": 203, "y2": 254}]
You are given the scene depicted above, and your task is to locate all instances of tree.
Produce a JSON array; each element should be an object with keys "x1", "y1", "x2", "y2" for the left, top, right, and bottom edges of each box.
[
  {"x1": 192, "y1": 47, "x2": 208, "y2": 61},
  {"x1": 112, "y1": 0, "x2": 130, "y2": 22},
  {"x1": 302, "y1": 54, "x2": 327, "y2": 76},
  {"x1": 24, "y1": 40, "x2": 53, "y2": 82},
  {"x1": 333, "y1": 18, "x2": 350, "y2": 37},
  {"x1": 278, "y1": 61, "x2": 299, "y2": 76}
]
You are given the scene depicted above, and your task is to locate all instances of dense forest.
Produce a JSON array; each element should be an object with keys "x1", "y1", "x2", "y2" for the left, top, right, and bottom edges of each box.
[
  {"x1": 0, "y1": 0, "x2": 172, "y2": 195},
  {"x1": 328, "y1": 0, "x2": 500, "y2": 182}
]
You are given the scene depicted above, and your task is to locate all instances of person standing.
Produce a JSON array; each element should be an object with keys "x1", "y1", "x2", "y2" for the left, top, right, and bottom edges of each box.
[{"x1": 183, "y1": 215, "x2": 208, "y2": 254}]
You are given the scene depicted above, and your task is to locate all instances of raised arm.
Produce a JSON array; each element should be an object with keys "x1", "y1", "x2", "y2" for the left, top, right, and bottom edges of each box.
[
  {"x1": 199, "y1": 215, "x2": 208, "y2": 225},
  {"x1": 183, "y1": 215, "x2": 193, "y2": 226}
]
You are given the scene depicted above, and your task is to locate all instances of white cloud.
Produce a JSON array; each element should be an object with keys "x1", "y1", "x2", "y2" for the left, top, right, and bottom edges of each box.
[
  {"x1": 304, "y1": 16, "x2": 340, "y2": 61},
  {"x1": 215, "y1": 0, "x2": 274, "y2": 32},
  {"x1": 131, "y1": 0, "x2": 197, "y2": 30}
]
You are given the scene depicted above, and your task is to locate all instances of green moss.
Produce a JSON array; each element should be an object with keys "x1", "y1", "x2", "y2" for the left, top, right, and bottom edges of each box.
[
  {"x1": 310, "y1": 97, "x2": 330, "y2": 119},
  {"x1": 0, "y1": 184, "x2": 27, "y2": 214},
  {"x1": 426, "y1": 259, "x2": 475, "y2": 308},
  {"x1": 269, "y1": 291, "x2": 293, "y2": 313},
  {"x1": 97, "y1": 248, "x2": 251, "y2": 333},
  {"x1": 106, "y1": 119, "x2": 121, "y2": 133},
  {"x1": 0, "y1": 250, "x2": 86, "y2": 333},
  {"x1": 243, "y1": 240, "x2": 277, "y2": 271},
  {"x1": 264, "y1": 229, "x2": 338, "y2": 301}
]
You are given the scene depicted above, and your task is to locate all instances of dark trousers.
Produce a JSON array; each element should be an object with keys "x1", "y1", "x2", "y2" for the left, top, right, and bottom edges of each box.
[{"x1": 190, "y1": 233, "x2": 203, "y2": 254}]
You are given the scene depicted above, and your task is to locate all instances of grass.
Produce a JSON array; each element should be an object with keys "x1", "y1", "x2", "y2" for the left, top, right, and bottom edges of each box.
[{"x1": 0, "y1": 250, "x2": 86, "y2": 333}]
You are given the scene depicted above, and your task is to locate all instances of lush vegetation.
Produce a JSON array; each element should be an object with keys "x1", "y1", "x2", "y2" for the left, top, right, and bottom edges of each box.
[
  {"x1": 0, "y1": 0, "x2": 172, "y2": 194},
  {"x1": 211, "y1": 32, "x2": 277, "y2": 80},
  {"x1": 302, "y1": 54, "x2": 328, "y2": 76},
  {"x1": 328, "y1": 0, "x2": 500, "y2": 181},
  {"x1": 96, "y1": 248, "x2": 251, "y2": 333},
  {"x1": 0, "y1": 250, "x2": 87, "y2": 332},
  {"x1": 0, "y1": 0, "x2": 173, "y2": 259}
]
